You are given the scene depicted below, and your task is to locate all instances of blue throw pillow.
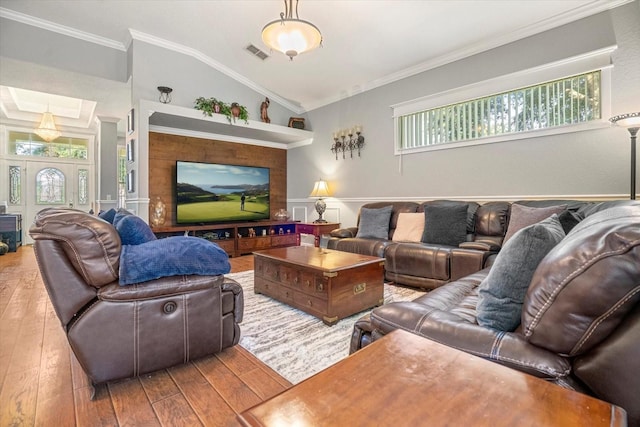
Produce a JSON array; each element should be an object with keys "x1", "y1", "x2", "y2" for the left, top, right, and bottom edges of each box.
[
  {"x1": 119, "y1": 236, "x2": 231, "y2": 285},
  {"x1": 476, "y1": 214, "x2": 565, "y2": 331},
  {"x1": 356, "y1": 206, "x2": 393, "y2": 239},
  {"x1": 112, "y1": 209, "x2": 133, "y2": 227},
  {"x1": 115, "y1": 215, "x2": 157, "y2": 245},
  {"x1": 98, "y1": 208, "x2": 117, "y2": 224}
]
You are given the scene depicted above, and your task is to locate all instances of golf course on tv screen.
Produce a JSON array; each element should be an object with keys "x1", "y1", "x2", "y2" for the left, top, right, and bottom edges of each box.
[{"x1": 176, "y1": 161, "x2": 270, "y2": 224}]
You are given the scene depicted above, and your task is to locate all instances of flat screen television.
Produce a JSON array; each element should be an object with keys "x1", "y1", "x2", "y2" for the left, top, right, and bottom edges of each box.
[{"x1": 176, "y1": 160, "x2": 270, "y2": 224}]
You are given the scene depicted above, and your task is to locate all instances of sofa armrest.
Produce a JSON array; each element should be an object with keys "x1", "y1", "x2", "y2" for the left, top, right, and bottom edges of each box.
[
  {"x1": 222, "y1": 277, "x2": 244, "y2": 322},
  {"x1": 98, "y1": 274, "x2": 225, "y2": 301},
  {"x1": 370, "y1": 303, "x2": 571, "y2": 381},
  {"x1": 450, "y1": 248, "x2": 493, "y2": 281},
  {"x1": 330, "y1": 227, "x2": 358, "y2": 238},
  {"x1": 459, "y1": 240, "x2": 502, "y2": 251}
]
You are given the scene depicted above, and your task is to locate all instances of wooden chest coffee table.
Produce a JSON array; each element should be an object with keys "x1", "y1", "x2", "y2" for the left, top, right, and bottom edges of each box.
[
  {"x1": 253, "y1": 246, "x2": 384, "y2": 325},
  {"x1": 238, "y1": 329, "x2": 626, "y2": 426}
]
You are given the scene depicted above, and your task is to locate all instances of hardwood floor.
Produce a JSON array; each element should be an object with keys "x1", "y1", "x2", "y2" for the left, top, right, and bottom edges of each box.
[{"x1": 0, "y1": 247, "x2": 288, "y2": 426}]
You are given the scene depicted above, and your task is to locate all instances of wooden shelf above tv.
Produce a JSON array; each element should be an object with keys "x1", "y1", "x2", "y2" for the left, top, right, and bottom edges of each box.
[{"x1": 143, "y1": 101, "x2": 314, "y2": 149}]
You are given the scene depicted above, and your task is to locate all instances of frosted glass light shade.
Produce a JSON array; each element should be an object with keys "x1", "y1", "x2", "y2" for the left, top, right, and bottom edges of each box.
[
  {"x1": 34, "y1": 111, "x2": 61, "y2": 142},
  {"x1": 262, "y1": 19, "x2": 322, "y2": 60}
]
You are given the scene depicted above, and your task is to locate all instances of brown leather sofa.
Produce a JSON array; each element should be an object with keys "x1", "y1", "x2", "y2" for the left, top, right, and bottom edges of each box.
[
  {"x1": 350, "y1": 202, "x2": 640, "y2": 425},
  {"x1": 327, "y1": 200, "x2": 511, "y2": 290},
  {"x1": 29, "y1": 208, "x2": 243, "y2": 396}
]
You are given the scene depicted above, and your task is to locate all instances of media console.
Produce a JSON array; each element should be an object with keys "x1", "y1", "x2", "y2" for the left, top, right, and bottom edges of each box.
[{"x1": 152, "y1": 220, "x2": 298, "y2": 257}]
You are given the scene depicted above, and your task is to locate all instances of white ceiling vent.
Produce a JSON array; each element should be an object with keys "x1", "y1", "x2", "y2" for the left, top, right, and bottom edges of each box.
[{"x1": 246, "y1": 44, "x2": 269, "y2": 61}]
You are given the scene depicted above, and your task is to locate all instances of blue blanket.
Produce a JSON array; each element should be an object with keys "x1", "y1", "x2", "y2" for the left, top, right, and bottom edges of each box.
[{"x1": 119, "y1": 236, "x2": 231, "y2": 285}]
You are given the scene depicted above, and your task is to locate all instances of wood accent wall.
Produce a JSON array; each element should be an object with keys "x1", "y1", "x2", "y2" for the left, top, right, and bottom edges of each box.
[{"x1": 149, "y1": 132, "x2": 287, "y2": 226}]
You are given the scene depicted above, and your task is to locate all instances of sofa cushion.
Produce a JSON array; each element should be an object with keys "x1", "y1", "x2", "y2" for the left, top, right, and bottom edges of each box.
[
  {"x1": 391, "y1": 213, "x2": 424, "y2": 242},
  {"x1": 421, "y1": 204, "x2": 468, "y2": 246},
  {"x1": 477, "y1": 215, "x2": 565, "y2": 331},
  {"x1": 522, "y1": 206, "x2": 640, "y2": 356},
  {"x1": 503, "y1": 203, "x2": 566, "y2": 244},
  {"x1": 115, "y1": 214, "x2": 157, "y2": 246},
  {"x1": 356, "y1": 205, "x2": 393, "y2": 239},
  {"x1": 119, "y1": 236, "x2": 231, "y2": 285}
]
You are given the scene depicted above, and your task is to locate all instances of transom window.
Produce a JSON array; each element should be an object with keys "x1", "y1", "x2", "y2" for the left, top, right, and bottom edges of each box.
[
  {"x1": 397, "y1": 70, "x2": 601, "y2": 151},
  {"x1": 8, "y1": 131, "x2": 89, "y2": 159}
]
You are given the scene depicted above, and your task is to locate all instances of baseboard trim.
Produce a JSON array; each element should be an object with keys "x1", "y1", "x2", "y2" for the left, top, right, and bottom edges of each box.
[{"x1": 288, "y1": 194, "x2": 630, "y2": 204}]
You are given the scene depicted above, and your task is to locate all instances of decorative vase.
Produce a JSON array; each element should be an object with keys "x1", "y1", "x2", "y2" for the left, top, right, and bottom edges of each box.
[
  {"x1": 150, "y1": 196, "x2": 166, "y2": 227},
  {"x1": 274, "y1": 209, "x2": 289, "y2": 221}
]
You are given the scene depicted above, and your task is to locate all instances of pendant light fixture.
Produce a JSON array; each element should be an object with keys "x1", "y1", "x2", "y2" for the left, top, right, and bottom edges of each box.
[
  {"x1": 34, "y1": 106, "x2": 61, "y2": 142},
  {"x1": 262, "y1": 0, "x2": 322, "y2": 61}
]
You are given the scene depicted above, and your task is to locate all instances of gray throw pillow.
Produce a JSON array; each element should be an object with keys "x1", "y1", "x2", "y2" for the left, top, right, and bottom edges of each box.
[
  {"x1": 476, "y1": 214, "x2": 565, "y2": 332},
  {"x1": 356, "y1": 205, "x2": 393, "y2": 239},
  {"x1": 503, "y1": 203, "x2": 566, "y2": 244},
  {"x1": 421, "y1": 204, "x2": 468, "y2": 246}
]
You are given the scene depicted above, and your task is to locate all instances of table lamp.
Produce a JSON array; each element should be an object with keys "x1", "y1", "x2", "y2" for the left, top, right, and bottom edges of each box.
[{"x1": 309, "y1": 179, "x2": 331, "y2": 223}]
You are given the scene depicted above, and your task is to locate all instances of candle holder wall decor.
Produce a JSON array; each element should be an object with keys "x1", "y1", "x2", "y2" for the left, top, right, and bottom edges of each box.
[{"x1": 331, "y1": 126, "x2": 364, "y2": 160}]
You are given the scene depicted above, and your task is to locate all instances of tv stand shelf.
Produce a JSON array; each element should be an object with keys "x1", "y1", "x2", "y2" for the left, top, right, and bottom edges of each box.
[{"x1": 152, "y1": 220, "x2": 298, "y2": 257}]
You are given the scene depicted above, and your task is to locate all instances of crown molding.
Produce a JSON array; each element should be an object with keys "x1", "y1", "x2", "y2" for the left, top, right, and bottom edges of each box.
[
  {"x1": 301, "y1": 0, "x2": 635, "y2": 112},
  {"x1": 0, "y1": 7, "x2": 126, "y2": 51},
  {"x1": 128, "y1": 29, "x2": 306, "y2": 115}
]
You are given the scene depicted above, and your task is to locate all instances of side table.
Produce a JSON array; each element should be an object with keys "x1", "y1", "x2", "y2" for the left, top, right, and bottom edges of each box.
[
  {"x1": 238, "y1": 329, "x2": 626, "y2": 426},
  {"x1": 296, "y1": 222, "x2": 340, "y2": 247}
]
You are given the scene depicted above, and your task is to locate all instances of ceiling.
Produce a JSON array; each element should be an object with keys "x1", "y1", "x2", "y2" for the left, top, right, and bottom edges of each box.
[{"x1": 0, "y1": 0, "x2": 631, "y2": 129}]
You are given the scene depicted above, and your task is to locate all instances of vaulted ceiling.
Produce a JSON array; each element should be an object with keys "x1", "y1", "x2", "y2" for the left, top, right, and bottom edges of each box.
[{"x1": 0, "y1": 0, "x2": 631, "y2": 127}]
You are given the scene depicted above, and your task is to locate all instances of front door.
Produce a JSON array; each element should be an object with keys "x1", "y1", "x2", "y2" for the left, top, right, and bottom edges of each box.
[{"x1": 24, "y1": 161, "x2": 93, "y2": 244}]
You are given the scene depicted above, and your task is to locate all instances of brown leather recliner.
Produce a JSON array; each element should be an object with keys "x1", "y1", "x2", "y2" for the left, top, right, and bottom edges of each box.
[{"x1": 29, "y1": 208, "x2": 243, "y2": 397}]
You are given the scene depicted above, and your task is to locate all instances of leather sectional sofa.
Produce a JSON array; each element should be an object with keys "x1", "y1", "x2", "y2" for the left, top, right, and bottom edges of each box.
[
  {"x1": 328, "y1": 200, "x2": 509, "y2": 289},
  {"x1": 340, "y1": 200, "x2": 639, "y2": 425},
  {"x1": 327, "y1": 199, "x2": 628, "y2": 290}
]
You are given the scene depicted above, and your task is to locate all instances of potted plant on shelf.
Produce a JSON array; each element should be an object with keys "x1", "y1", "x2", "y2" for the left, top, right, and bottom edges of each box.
[{"x1": 194, "y1": 97, "x2": 249, "y2": 124}]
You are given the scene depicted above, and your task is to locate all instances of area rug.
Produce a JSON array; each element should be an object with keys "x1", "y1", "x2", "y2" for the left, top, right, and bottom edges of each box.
[{"x1": 230, "y1": 270, "x2": 426, "y2": 384}]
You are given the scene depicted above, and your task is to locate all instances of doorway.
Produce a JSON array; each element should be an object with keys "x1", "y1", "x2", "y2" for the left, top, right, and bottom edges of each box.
[{"x1": 22, "y1": 160, "x2": 94, "y2": 244}]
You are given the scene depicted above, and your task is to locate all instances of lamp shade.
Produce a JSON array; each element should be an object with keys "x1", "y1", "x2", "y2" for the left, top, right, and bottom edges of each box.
[
  {"x1": 610, "y1": 112, "x2": 640, "y2": 128},
  {"x1": 309, "y1": 180, "x2": 331, "y2": 198},
  {"x1": 34, "y1": 111, "x2": 61, "y2": 142}
]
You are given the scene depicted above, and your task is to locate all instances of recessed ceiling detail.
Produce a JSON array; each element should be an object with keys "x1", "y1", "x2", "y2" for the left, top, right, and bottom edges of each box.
[{"x1": 1, "y1": 86, "x2": 97, "y2": 129}]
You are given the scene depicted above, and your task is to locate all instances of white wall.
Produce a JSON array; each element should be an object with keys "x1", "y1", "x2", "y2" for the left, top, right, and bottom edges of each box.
[{"x1": 287, "y1": 2, "x2": 640, "y2": 228}]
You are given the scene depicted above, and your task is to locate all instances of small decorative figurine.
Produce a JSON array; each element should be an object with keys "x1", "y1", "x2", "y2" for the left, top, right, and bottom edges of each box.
[{"x1": 260, "y1": 97, "x2": 270, "y2": 123}]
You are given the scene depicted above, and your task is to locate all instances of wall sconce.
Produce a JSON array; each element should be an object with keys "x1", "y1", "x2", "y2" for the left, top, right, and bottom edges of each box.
[
  {"x1": 157, "y1": 86, "x2": 173, "y2": 104},
  {"x1": 331, "y1": 126, "x2": 365, "y2": 159}
]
